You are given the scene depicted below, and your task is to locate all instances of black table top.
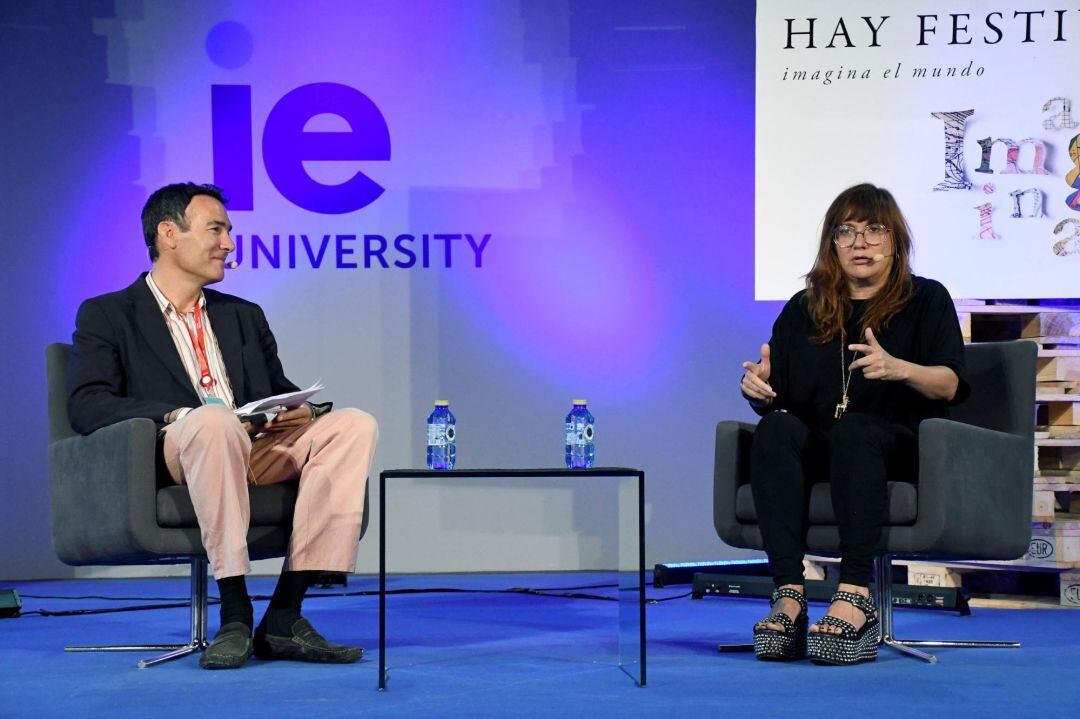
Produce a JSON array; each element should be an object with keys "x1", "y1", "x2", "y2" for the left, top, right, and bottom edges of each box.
[{"x1": 381, "y1": 467, "x2": 643, "y2": 478}]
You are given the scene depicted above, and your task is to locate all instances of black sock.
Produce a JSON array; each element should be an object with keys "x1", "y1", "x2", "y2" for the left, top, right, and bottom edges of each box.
[
  {"x1": 215, "y1": 575, "x2": 253, "y2": 631},
  {"x1": 263, "y1": 570, "x2": 317, "y2": 635}
]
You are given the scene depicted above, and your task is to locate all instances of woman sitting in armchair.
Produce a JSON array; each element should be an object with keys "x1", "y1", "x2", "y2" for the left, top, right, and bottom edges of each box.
[{"x1": 739, "y1": 183, "x2": 969, "y2": 665}]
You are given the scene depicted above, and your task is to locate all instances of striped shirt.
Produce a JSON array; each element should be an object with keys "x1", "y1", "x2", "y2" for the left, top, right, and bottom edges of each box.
[{"x1": 145, "y1": 273, "x2": 236, "y2": 416}]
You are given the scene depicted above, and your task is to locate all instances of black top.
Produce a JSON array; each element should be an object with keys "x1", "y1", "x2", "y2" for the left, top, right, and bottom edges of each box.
[{"x1": 756, "y1": 276, "x2": 970, "y2": 434}]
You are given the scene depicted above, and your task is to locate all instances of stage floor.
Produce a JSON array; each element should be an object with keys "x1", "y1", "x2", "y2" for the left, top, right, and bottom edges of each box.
[{"x1": 1, "y1": 572, "x2": 1077, "y2": 718}]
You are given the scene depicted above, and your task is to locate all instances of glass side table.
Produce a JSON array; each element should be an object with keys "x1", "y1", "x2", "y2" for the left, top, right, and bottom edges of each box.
[{"x1": 377, "y1": 467, "x2": 645, "y2": 690}]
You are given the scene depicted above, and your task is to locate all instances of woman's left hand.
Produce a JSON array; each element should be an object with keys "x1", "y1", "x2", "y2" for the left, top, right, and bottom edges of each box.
[{"x1": 848, "y1": 328, "x2": 910, "y2": 382}]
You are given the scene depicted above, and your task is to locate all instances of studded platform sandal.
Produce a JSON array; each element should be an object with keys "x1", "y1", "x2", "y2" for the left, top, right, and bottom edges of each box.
[
  {"x1": 806, "y1": 589, "x2": 879, "y2": 665},
  {"x1": 753, "y1": 587, "x2": 808, "y2": 661}
]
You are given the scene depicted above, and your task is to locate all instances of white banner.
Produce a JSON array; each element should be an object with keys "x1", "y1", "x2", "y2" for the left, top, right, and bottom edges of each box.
[{"x1": 756, "y1": 1, "x2": 1080, "y2": 299}]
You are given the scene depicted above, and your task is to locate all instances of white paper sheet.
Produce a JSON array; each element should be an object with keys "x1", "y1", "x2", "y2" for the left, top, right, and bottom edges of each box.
[{"x1": 234, "y1": 380, "x2": 325, "y2": 415}]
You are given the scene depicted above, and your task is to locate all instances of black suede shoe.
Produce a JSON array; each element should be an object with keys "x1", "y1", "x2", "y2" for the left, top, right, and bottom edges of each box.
[
  {"x1": 254, "y1": 617, "x2": 363, "y2": 664},
  {"x1": 199, "y1": 622, "x2": 253, "y2": 670}
]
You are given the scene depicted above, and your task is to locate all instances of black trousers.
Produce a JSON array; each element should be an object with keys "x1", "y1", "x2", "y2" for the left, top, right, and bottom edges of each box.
[{"x1": 750, "y1": 410, "x2": 916, "y2": 588}]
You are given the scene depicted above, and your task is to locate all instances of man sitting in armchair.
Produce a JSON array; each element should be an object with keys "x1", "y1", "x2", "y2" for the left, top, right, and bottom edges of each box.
[{"x1": 67, "y1": 182, "x2": 378, "y2": 669}]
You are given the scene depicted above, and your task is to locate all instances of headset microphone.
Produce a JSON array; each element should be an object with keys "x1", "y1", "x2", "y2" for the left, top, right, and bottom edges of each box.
[
  {"x1": 872, "y1": 253, "x2": 893, "y2": 262},
  {"x1": 226, "y1": 261, "x2": 239, "y2": 269}
]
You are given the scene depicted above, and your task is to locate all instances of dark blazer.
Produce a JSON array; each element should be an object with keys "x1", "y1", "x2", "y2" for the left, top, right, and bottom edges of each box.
[{"x1": 67, "y1": 273, "x2": 301, "y2": 435}]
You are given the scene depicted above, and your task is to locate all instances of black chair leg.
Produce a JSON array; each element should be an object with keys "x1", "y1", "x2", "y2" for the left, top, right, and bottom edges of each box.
[
  {"x1": 874, "y1": 555, "x2": 1020, "y2": 664},
  {"x1": 65, "y1": 558, "x2": 210, "y2": 668}
]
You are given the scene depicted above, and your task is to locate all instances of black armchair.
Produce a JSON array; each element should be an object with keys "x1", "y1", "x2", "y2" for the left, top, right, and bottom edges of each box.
[
  {"x1": 46, "y1": 343, "x2": 368, "y2": 667},
  {"x1": 713, "y1": 340, "x2": 1037, "y2": 662}
]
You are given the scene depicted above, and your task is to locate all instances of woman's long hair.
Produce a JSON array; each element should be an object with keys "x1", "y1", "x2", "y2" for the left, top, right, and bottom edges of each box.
[{"x1": 806, "y1": 183, "x2": 915, "y2": 343}]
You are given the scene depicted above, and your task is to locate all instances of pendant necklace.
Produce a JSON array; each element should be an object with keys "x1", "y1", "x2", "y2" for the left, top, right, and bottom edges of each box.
[{"x1": 835, "y1": 329, "x2": 855, "y2": 420}]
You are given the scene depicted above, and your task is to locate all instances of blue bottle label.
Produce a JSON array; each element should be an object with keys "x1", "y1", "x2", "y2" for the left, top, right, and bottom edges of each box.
[
  {"x1": 429, "y1": 424, "x2": 456, "y2": 446},
  {"x1": 566, "y1": 423, "x2": 595, "y2": 445}
]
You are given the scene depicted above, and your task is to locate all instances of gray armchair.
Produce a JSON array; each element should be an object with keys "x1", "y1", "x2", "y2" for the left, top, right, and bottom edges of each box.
[
  {"x1": 46, "y1": 343, "x2": 368, "y2": 668},
  {"x1": 713, "y1": 340, "x2": 1037, "y2": 662}
]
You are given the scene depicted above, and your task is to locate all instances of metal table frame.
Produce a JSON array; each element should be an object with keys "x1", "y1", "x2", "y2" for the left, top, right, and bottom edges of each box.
[{"x1": 378, "y1": 467, "x2": 646, "y2": 690}]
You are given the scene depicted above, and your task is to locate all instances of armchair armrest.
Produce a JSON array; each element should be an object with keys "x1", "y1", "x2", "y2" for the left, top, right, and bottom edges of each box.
[
  {"x1": 49, "y1": 418, "x2": 161, "y2": 565},
  {"x1": 713, "y1": 420, "x2": 757, "y2": 545},
  {"x1": 915, "y1": 418, "x2": 1033, "y2": 559}
]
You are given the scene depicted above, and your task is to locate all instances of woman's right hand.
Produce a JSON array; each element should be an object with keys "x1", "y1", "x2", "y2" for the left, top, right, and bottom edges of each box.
[{"x1": 741, "y1": 343, "x2": 777, "y2": 406}]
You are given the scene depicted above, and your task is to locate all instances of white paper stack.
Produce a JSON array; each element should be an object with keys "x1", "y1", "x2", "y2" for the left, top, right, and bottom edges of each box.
[{"x1": 234, "y1": 380, "x2": 325, "y2": 416}]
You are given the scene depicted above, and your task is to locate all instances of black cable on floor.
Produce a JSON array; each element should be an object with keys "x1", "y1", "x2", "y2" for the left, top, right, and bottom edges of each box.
[
  {"x1": 648, "y1": 592, "x2": 693, "y2": 603},
  {"x1": 14, "y1": 582, "x2": 693, "y2": 617},
  {"x1": 19, "y1": 594, "x2": 197, "y2": 601},
  {"x1": 20, "y1": 602, "x2": 194, "y2": 617}
]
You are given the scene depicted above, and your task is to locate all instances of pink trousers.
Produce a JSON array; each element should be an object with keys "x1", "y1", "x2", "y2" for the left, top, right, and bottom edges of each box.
[{"x1": 162, "y1": 404, "x2": 378, "y2": 579}]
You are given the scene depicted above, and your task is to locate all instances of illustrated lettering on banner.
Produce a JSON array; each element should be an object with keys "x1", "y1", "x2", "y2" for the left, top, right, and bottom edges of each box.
[
  {"x1": 930, "y1": 110, "x2": 974, "y2": 191},
  {"x1": 974, "y1": 203, "x2": 999, "y2": 241},
  {"x1": 932, "y1": 99, "x2": 1080, "y2": 252},
  {"x1": 1053, "y1": 219, "x2": 1080, "y2": 256},
  {"x1": 1067, "y1": 134, "x2": 1080, "y2": 211},
  {"x1": 974, "y1": 138, "x2": 1048, "y2": 175},
  {"x1": 1043, "y1": 97, "x2": 1079, "y2": 130},
  {"x1": 1009, "y1": 188, "x2": 1044, "y2": 218}
]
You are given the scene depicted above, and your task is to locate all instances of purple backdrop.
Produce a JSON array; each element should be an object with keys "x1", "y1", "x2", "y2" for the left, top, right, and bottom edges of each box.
[{"x1": 0, "y1": 0, "x2": 771, "y2": 579}]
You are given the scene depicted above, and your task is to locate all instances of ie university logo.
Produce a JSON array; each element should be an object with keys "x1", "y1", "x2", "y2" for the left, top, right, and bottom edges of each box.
[
  {"x1": 207, "y1": 80, "x2": 490, "y2": 270},
  {"x1": 211, "y1": 82, "x2": 390, "y2": 215}
]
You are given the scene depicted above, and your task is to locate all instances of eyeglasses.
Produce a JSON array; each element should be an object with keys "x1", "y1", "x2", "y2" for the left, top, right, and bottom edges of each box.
[{"x1": 832, "y1": 224, "x2": 890, "y2": 248}]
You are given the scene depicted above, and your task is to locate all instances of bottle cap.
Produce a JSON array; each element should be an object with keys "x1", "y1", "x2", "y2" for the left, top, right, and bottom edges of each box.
[
  {"x1": 572, "y1": 399, "x2": 587, "y2": 405},
  {"x1": 434, "y1": 400, "x2": 449, "y2": 406}
]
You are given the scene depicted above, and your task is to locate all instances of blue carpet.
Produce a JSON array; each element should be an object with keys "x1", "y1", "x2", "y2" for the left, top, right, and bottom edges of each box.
[{"x1": 0, "y1": 573, "x2": 1077, "y2": 718}]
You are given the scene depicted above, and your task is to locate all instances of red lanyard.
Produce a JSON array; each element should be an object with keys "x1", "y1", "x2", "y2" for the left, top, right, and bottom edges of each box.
[{"x1": 181, "y1": 303, "x2": 215, "y2": 389}]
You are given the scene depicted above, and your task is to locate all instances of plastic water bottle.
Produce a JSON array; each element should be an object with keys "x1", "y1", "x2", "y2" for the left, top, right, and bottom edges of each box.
[
  {"x1": 426, "y1": 401, "x2": 456, "y2": 470},
  {"x1": 565, "y1": 399, "x2": 595, "y2": 469}
]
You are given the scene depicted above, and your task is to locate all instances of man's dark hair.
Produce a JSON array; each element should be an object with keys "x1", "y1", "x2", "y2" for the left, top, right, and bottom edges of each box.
[{"x1": 141, "y1": 183, "x2": 227, "y2": 262}]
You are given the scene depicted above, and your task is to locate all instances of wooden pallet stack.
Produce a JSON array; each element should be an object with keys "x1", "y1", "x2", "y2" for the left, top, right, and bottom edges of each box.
[{"x1": 951, "y1": 301, "x2": 1080, "y2": 606}]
